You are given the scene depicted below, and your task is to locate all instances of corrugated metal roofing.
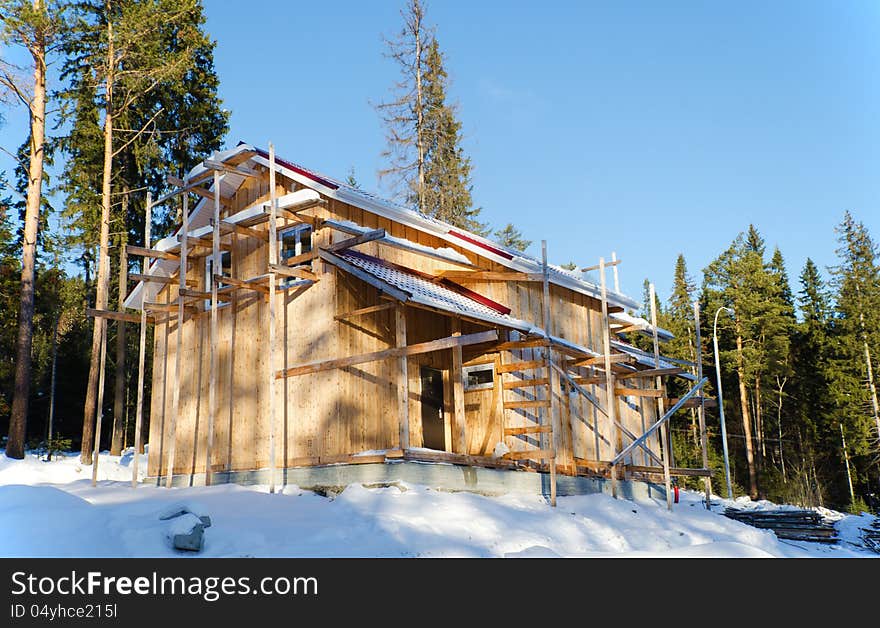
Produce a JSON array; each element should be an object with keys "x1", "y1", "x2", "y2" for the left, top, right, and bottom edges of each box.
[{"x1": 334, "y1": 250, "x2": 538, "y2": 333}]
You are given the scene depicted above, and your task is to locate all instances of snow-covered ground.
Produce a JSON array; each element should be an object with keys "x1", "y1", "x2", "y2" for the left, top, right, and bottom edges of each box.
[{"x1": 0, "y1": 450, "x2": 876, "y2": 558}]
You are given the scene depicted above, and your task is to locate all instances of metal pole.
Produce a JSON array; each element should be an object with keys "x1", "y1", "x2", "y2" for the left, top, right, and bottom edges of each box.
[{"x1": 713, "y1": 306, "x2": 734, "y2": 499}]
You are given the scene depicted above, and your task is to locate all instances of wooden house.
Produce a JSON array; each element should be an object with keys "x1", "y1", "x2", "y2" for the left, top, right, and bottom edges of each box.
[{"x1": 104, "y1": 142, "x2": 711, "y2": 502}]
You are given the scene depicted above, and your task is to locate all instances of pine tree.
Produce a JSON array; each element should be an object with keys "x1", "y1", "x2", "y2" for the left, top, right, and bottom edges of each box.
[
  {"x1": 828, "y1": 212, "x2": 880, "y2": 495},
  {"x1": 0, "y1": 0, "x2": 67, "y2": 459},
  {"x1": 62, "y1": 0, "x2": 225, "y2": 464},
  {"x1": 376, "y1": 2, "x2": 484, "y2": 232},
  {"x1": 494, "y1": 223, "x2": 531, "y2": 252}
]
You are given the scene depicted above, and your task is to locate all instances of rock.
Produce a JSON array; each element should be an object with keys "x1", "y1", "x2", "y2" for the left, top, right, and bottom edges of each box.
[{"x1": 160, "y1": 507, "x2": 211, "y2": 552}]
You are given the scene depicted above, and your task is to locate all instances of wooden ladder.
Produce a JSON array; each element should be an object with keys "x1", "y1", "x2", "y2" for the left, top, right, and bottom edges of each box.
[{"x1": 498, "y1": 338, "x2": 557, "y2": 498}]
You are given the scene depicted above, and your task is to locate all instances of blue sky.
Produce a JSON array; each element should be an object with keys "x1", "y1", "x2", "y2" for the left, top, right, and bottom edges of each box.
[{"x1": 2, "y1": 1, "x2": 879, "y2": 304}]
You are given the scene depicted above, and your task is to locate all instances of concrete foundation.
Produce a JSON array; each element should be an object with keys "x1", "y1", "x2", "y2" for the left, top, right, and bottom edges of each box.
[{"x1": 148, "y1": 460, "x2": 667, "y2": 501}]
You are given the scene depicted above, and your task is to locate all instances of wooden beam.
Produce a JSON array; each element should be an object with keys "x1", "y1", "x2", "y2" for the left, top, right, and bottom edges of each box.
[
  {"x1": 599, "y1": 257, "x2": 621, "y2": 499},
  {"x1": 129, "y1": 273, "x2": 196, "y2": 287},
  {"x1": 615, "y1": 366, "x2": 684, "y2": 380},
  {"x1": 541, "y1": 240, "x2": 558, "y2": 506},
  {"x1": 503, "y1": 448, "x2": 555, "y2": 461},
  {"x1": 496, "y1": 360, "x2": 545, "y2": 374},
  {"x1": 494, "y1": 337, "x2": 550, "y2": 351},
  {"x1": 268, "y1": 263, "x2": 318, "y2": 282},
  {"x1": 168, "y1": 175, "x2": 231, "y2": 208},
  {"x1": 213, "y1": 273, "x2": 270, "y2": 295},
  {"x1": 86, "y1": 308, "x2": 154, "y2": 324},
  {"x1": 571, "y1": 353, "x2": 634, "y2": 368},
  {"x1": 615, "y1": 387, "x2": 664, "y2": 398},
  {"x1": 166, "y1": 192, "x2": 189, "y2": 488},
  {"x1": 143, "y1": 301, "x2": 198, "y2": 313},
  {"x1": 396, "y1": 304, "x2": 409, "y2": 450},
  {"x1": 283, "y1": 250, "x2": 320, "y2": 267},
  {"x1": 206, "y1": 169, "x2": 221, "y2": 487},
  {"x1": 203, "y1": 158, "x2": 262, "y2": 180},
  {"x1": 267, "y1": 143, "x2": 278, "y2": 495},
  {"x1": 132, "y1": 193, "x2": 151, "y2": 488},
  {"x1": 503, "y1": 377, "x2": 549, "y2": 390},
  {"x1": 693, "y1": 300, "x2": 712, "y2": 507},
  {"x1": 324, "y1": 229, "x2": 385, "y2": 253},
  {"x1": 625, "y1": 465, "x2": 714, "y2": 478},
  {"x1": 334, "y1": 302, "x2": 395, "y2": 322},
  {"x1": 219, "y1": 219, "x2": 268, "y2": 242},
  {"x1": 451, "y1": 319, "x2": 467, "y2": 454},
  {"x1": 126, "y1": 245, "x2": 178, "y2": 261},
  {"x1": 277, "y1": 329, "x2": 499, "y2": 379},
  {"x1": 649, "y1": 282, "x2": 673, "y2": 510},
  {"x1": 665, "y1": 396, "x2": 717, "y2": 409},
  {"x1": 179, "y1": 233, "x2": 232, "y2": 252},
  {"x1": 437, "y1": 270, "x2": 544, "y2": 282},
  {"x1": 275, "y1": 199, "x2": 326, "y2": 221},
  {"x1": 178, "y1": 288, "x2": 211, "y2": 300},
  {"x1": 581, "y1": 259, "x2": 622, "y2": 273},
  {"x1": 504, "y1": 399, "x2": 551, "y2": 410},
  {"x1": 504, "y1": 425, "x2": 552, "y2": 436}
]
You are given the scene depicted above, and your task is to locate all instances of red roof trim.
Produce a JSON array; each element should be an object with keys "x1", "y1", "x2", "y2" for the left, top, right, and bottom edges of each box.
[
  {"x1": 447, "y1": 230, "x2": 514, "y2": 260},
  {"x1": 253, "y1": 147, "x2": 340, "y2": 190},
  {"x1": 340, "y1": 250, "x2": 512, "y2": 316}
]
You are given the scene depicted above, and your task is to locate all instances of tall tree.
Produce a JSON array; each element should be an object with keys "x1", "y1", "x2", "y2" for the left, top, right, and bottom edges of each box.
[
  {"x1": 828, "y1": 212, "x2": 880, "y2": 494},
  {"x1": 494, "y1": 223, "x2": 531, "y2": 252},
  {"x1": 63, "y1": 0, "x2": 218, "y2": 464},
  {"x1": 376, "y1": 0, "x2": 429, "y2": 208},
  {"x1": 0, "y1": 0, "x2": 66, "y2": 459},
  {"x1": 376, "y1": 1, "x2": 484, "y2": 232}
]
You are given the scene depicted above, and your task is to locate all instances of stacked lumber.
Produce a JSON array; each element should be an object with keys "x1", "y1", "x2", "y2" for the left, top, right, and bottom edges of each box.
[
  {"x1": 723, "y1": 508, "x2": 838, "y2": 543},
  {"x1": 860, "y1": 518, "x2": 880, "y2": 553}
]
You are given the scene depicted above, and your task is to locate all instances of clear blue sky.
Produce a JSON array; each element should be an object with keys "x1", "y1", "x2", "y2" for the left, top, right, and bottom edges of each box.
[{"x1": 2, "y1": 1, "x2": 879, "y2": 304}]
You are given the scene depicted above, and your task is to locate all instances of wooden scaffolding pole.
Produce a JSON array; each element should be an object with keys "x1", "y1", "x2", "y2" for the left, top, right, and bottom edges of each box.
[
  {"x1": 599, "y1": 257, "x2": 620, "y2": 498},
  {"x1": 693, "y1": 300, "x2": 711, "y2": 508},
  {"x1": 649, "y1": 283, "x2": 673, "y2": 510},
  {"x1": 267, "y1": 143, "x2": 278, "y2": 494},
  {"x1": 451, "y1": 318, "x2": 467, "y2": 454},
  {"x1": 206, "y1": 170, "x2": 221, "y2": 486},
  {"x1": 90, "y1": 315, "x2": 108, "y2": 487},
  {"x1": 165, "y1": 192, "x2": 189, "y2": 488},
  {"x1": 541, "y1": 241, "x2": 557, "y2": 506},
  {"x1": 396, "y1": 304, "x2": 409, "y2": 449},
  {"x1": 131, "y1": 193, "x2": 151, "y2": 488},
  {"x1": 111, "y1": 237, "x2": 128, "y2": 455}
]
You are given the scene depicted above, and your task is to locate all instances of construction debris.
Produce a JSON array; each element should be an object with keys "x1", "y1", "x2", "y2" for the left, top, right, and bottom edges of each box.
[
  {"x1": 859, "y1": 517, "x2": 880, "y2": 553},
  {"x1": 723, "y1": 508, "x2": 838, "y2": 543}
]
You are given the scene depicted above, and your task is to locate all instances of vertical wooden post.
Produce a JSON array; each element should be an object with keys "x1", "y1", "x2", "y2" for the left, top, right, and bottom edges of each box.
[
  {"x1": 131, "y1": 193, "x2": 151, "y2": 487},
  {"x1": 693, "y1": 300, "x2": 711, "y2": 508},
  {"x1": 267, "y1": 144, "x2": 278, "y2": 494},
  {"x1": 396, "y1": 304, "x2": 409, "y2": 450},
  {"x1": 451, "y1": 318, "x2": 467, "y2": 454},
  {"x1": 90, "y1": 317, "x2": 108, "y2": 486},
  {"x1": 165, "y1": 192, "x2": 188, "y2": 488},
  {"x1": 611, "y1": 251, "x2": 620, "y2": 293},
  {"x1": 206, "y1": 170, "x2": 221, "y2": 486},
  {"x1": 599, "y1": 258, "x2": 620, "y2": 498},
  {"x1": 541, "y1": 241, "x2": 557, "y2": 506},
  {"x1": 649, "y1": 283, "x2": 673, "y2": 510},
  {"x1": 111, "y1": 233, "x2": 128, "y2": 455}
]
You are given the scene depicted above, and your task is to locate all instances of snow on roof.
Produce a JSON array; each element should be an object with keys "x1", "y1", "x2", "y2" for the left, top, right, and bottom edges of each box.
[
  {"x1": 609, "y1": 311, "x2": 674, "y2": 341},
  {"x1": 126, "y1": 143, "x2": 645, "y2": 311},
  {"x1": 331, "y1": 250, "x2": 539, "y2": 334}
]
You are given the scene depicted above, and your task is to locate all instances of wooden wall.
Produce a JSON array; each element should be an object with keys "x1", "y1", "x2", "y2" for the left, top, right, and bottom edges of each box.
[{"x1": 146, "y1": 166, "x2": 663, "y2": 478}]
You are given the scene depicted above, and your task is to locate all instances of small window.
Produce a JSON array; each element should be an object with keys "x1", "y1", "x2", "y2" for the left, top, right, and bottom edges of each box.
[
  {"x1": 464, "y1": 363, "x2": 495, "y2": 391},
  {"x1": 205, "y1": 250, "x2": 232, "y2": 308},
  {"x1": 278, "y1": 224, "x2": 313, "y2": 287}
]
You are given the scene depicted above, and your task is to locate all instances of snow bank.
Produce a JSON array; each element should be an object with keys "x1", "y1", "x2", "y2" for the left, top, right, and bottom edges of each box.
[{"x1": 0, "y1": 452, "x2": 875, "y2": 558}]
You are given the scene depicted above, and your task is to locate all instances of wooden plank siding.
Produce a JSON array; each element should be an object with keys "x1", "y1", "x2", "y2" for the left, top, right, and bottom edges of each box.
[{"x1": 145, "y1": 167, "x2": 663, "y2": 478}]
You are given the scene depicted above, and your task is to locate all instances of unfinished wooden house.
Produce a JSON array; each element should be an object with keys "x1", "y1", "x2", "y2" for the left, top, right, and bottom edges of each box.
[{"x1": 103, "y1": 142, "x2": 712, "y2": 502}]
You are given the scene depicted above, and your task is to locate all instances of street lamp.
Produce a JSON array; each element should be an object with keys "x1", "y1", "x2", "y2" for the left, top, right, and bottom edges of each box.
[{"x1": 713, "y1": 306, "x2": 735, "y2": 500}]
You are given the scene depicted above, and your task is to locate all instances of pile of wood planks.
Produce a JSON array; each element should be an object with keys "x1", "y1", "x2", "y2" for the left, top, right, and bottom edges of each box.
[
  {"x1": 860, "y1": 518, "x2": 880, "y2": 553},
  {"x1": 723, "y1": 508, "x2": 838, "y2": 543}
]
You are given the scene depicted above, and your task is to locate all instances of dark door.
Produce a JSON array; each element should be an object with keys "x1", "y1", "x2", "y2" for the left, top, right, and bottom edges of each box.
[{"x1": 420, "y1": 366, "x2": 446, "y2": 451}]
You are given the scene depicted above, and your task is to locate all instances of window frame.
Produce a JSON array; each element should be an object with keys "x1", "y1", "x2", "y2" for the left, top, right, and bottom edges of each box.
[{"x1": 463, "y1": 362, "x2": 495, "y2": 392}]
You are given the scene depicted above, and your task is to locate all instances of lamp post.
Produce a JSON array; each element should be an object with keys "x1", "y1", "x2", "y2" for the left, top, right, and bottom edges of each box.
[{"x1": 713, "y1": 306, "x2": 735, "y2": 499}]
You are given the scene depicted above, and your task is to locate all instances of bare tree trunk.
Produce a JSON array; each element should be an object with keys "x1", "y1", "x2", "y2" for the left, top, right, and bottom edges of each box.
[
  {"x1": 81, "y1": 15, "x2": 115, "y2": 465},
  {"x1": 413, "y1": 0, "x2": 425, "y2": 211},
  {"x1": 735, "y1": 333, "x2": 758, "y2": 499},
  {"x1": 776, "y1": 376, "x2": 786, "y2": 483},
  {"x1": 110, "y1": 208, "x2": 128, "y2": 455},
  {"x1": 46, "y1": 314, "x2": 59, "y2": 460},
  {"x1": 7, "y1": 15, "x2": 47, "y2": 460}
]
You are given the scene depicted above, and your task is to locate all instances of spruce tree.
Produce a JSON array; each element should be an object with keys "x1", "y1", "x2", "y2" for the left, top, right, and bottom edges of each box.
[{"x1": 494, "y1": 223, "x2": 531, "y2": 252}]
